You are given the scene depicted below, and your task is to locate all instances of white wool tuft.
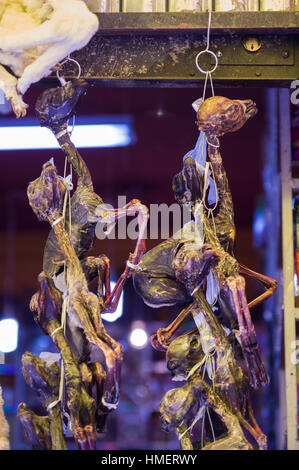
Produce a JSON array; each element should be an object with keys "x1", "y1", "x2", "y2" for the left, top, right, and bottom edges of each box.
[{"x1": 0, "y1": 0, "x2": 99, "y2": 117}]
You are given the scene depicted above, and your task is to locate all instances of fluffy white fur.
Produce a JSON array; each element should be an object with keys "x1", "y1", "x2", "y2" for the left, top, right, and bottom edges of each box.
[
  {"x1": 0, "y1": 385, "x2": 9, "y2": 450},
  {"x1": 0, "y1": 0, "x2": 98, "y2": 117}
]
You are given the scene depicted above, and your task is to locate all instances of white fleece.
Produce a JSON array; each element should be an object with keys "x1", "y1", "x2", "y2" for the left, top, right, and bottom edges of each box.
[{"x1": 0, "y1": 0, "x2": 98, "y2": 117}]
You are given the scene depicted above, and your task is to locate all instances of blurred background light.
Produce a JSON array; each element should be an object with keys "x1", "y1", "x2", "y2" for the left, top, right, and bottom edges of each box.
[
  {"x1": 129, "y1": 323, "x2": 148, "y2": 349},
  {"x1": 101, "y1": 281, "x2": 124, "y2": 323},
  {"x1": 0, "y1": 319, "x2": 19, "y2": 353},
  {"x1": 0, "y1": 120, "x2": 134, "y2": 150}
]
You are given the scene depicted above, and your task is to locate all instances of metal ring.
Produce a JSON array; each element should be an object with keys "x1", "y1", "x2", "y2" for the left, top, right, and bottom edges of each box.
[
  {"x1": 56, "y1": 57, "x2": 82, "y2": 85},
  {"x1": 195, "y1": 49, "x2": 218, "y2": 75}
]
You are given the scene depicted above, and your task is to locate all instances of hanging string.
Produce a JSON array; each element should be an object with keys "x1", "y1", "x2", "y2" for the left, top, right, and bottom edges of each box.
[
  {"x1": 206, "y1": 406, "x2": 216, "y2": 442},
  {"x1": 56, "y1": 56, "x2": 82, "y2": 86},
  {"x1": 195, "y1": 10, "x2": 218, "y2": 102},
  {"x1": 47, "y1": 160, "x2": 73, "y2": 418},
  {"x1": 186, "y1": 347, "x2": 216, "y2": 388},
  {"x1": 178, "y1": 400, "x2": 216, "y2": 447},
  {"x1": 178, "y1": 403, "x2": 206, "y2": 441},
  {"x1": 56, "y1": 56, "x2": 80, "y2": 139},
  {"x1": 47, "y1": 58, "x2": 81, "y2": 430},
  {"x1": 194, "y1": 10, "x2": 221, "y2": 238},
  {"x1": 177, "y1": 12, "x2": 218, "y2": 448},
  {"x1": 201, "y1": 405, "x2": 206, "y2": 448}
]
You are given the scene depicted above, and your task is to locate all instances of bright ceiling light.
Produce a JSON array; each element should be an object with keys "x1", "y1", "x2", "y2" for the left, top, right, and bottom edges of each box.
[
  {"x1": 0, "y1": 319, "x2": 19, "y2": 353},
  {"x1": 101, "y1": 282, "x2": 124, "y2": 323},
  {"x1": 0, "y1": 121, "x2": 134, "y2": 150},
  {"x1": 129, "y1": 326, "x2": 148, "y2": 349}
]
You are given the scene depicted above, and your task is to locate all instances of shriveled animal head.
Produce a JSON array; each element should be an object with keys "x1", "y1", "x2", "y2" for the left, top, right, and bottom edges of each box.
[
  {"x1": 159, "y1": 384, "x2": 195, "y2": 432},
  {"x1": 22, "y1": 352, "x2": 60, "y2": 408},
  {"x1": 172, "y1": 243, "x2": 220, "y2": 292},
  {"x1": 27, "y1": 160, "x2": 66, "y2": 222},
  {"x1": 35, "y1": 79, "x2": 89, "y2": 133},
  {"x1": 172, "y1": 156, "x2": 204, "y2": 208},
  {"x1": 166, "y1": 333, "x2": 204, "y2": 381},
  {"x1": 196, "y1": 96, "x2": 257, "y2": 138}
]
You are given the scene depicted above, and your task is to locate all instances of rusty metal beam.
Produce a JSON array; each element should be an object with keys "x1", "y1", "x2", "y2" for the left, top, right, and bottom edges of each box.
[{"x1": 48, "y1": 12, "x2": 299, "y2": 87}]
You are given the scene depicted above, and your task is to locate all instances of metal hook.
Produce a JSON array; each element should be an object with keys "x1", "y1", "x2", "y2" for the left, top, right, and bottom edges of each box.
[
  {"x1": 56, "y1": 57, "x2": 82, "y2": 86},
  {"x1": 195, "y1": 49, "x2": 218, "y2": 75}
]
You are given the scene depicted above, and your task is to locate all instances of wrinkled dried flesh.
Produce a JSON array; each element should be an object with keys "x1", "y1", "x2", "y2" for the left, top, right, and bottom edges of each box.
[
  {"x1": 196, "y1": 97, "x2": 257, "y2": 138},
  {"x1": 199, "y1": 141, "x2": 268, "y2": 390},
  {"x1": 47, "y1": 217, "x2": 122, "y2": 408},
  {"x1": 192, "y1": 289, "x2": 246, "y2": 404},
  {"x1": 48, "y1": 319, "x2": 97, "y2": 450},
  {"x1": 18, "y1": 404, "x2": 52, "y2": 450},
  {"x1": 29, "y1": 275, "x2": 97, "y2": 450},
  {"x1": 160, "y1": 372, "x2": 252, "y2": 451},
  {"x1": 20, "y1": 352, "x2": 67, "y2": 450}
]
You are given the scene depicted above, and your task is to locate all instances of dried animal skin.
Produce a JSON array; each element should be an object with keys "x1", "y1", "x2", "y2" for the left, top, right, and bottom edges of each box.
[
  {"x1": 134, "y1": 95, "x2": 275, "y2": 450},
  {"x1": 34, "y1": 80, "x2": 148, "y2": 288},
  {"x1": 23, "y1": 80, "x2": 148, "y2": 449},
  {"x1": 160, "y1": 332, "x2": 251, "y2": 450},
  {"x1": 28, "y1": 274, "x2": 97, "y2": 450},
  {"x1": 160, "y1": 325, "x2": 266, "y2": 450},
  {"x1": 0, "y1": 385, "x2": 9, "y2": 450},
  {"x1": 194, "y1": 97, "x2": 273, "y2": 389},
  {"x1": 18, "y1": 352, "x2": 67, "y2": 450},
  {"x1": 160, "y1": 374, "x2": 252, "y2": 450},
  {"x1": 34, "y1": 79, "x2": 103, "y2": 277}
]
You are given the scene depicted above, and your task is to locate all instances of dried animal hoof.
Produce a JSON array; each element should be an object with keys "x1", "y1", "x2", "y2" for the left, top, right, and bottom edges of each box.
[
  {"x1": 10, "y1": 96, "x2": 28, "y2": 118},
  {"x1": 150, "y1": 332, "x2": 168, "y2": 352},
  {"x1": 101, "y1": 396, "x2": 119, "y2": 411}
]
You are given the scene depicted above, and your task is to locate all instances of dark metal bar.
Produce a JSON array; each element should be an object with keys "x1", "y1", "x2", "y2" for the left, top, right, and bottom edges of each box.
[
  {"x1": 45, "y1": 12, "x2": 299, "y2": 86},
  {"x1": 95, "y1": 12, "x2": 299, "y2": 33}
]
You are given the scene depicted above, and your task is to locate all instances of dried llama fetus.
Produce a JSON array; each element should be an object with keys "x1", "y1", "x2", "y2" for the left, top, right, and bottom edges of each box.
[{"x1": 134, "y1": 96, "x2": 276, "y2": 449}]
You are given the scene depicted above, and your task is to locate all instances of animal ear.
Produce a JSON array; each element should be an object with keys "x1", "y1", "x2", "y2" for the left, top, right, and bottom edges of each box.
[{"x1": 188, "y1": 335, "x2": 201, "y2": 351}]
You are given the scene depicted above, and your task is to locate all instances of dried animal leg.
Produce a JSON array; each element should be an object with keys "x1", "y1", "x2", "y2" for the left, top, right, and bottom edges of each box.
[
  {"x1": 20, "y1": 352, "x2": 66, "y2": 450},
  {"x1": 101, "y1": 200, "x2": 148, "y2": 312},
  {"x1": 18, "y1": 404, "x2": 52, "y2": 450},
  {"x1": 246, "y1": 396, "x2": 267, "y2": 450},
  {"x1": 30, "y1": 274, "x2": 96, "y2": 450},
  {"x1": 80, "y1": 363, "x2": 94, "y2": 397},
  {"x1": 239, "y1": 264, "x2": 277, "y2": 310},
  {"x1": 226, "y1": 276, "x2": 268, "y2": 389},
  {"x1": 89, "y1": 362, "x2": 111, "y2": 433},
  {"x1": 192, "y1": 288, "x2": 246, "y2": 410},
  {"x1": 150, "y1": 303, "x2": 196, "y2": 351},
  {"x1": 0, "y1": 64, "x2": 27, "y2": 118}
]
